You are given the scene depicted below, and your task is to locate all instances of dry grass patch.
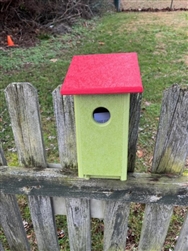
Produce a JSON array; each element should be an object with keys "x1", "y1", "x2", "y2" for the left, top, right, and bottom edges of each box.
[{"x1": 118, "y1": 12, "x2": 188, "y2": 32}]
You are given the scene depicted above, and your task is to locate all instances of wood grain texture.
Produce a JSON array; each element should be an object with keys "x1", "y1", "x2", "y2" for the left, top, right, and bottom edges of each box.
[
  {"x1": 152, "y1": 85, "x2": 188, "y2": 174},
  {"x1": 128, "y1": 93, "x2": 142, "y2": 172},
  {"x1": 1, "y1": 167, "x2": 188, "y2": 205},
  {"x1": 0, "y1": 191, "x2": 31, "y2": 251},
  {"x1": 52, "y1": 87, "x2": 77, "y2": 168},
  {"x1": 4, "y1": 83, "x2": 59, "y2": 251},
  {"x1": 65, "y1": 198, "x2": 91, "y2": 251},
  {"x1": 104, "y1": 201, "x2": 130, "y2": 251},
  {"x1": 5, "y1": 83, "x2": 46, "y2": 168},
  {"x1": 28, "y1": 196, "x2": 59, "y2": 251},
  {"x1": 138, "y1": 204, "x2": 173, "y2": 251},
  {"x1": 138, "y1": 85, "x2": 188, "y2": 251},
  {"x1": 0, "y1": 144, "x2": 30, "y2": 251},
  {"x1": 0, "y1": 143, "x2": 7, "y2": 166},
  {"x1": 174, "y1": 211, "x2": 188, "y2": 251},
  {"x1": 0, "y1": 242, "x2": 5, "y2": 251},
  {"x1": 139, "y1": 85, "x2": 188, "y2": 251}
]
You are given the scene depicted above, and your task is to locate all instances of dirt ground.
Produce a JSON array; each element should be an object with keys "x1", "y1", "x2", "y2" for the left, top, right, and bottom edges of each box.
[{"x1": 0, "y1": 1, "x2": 187, "y2": 49}]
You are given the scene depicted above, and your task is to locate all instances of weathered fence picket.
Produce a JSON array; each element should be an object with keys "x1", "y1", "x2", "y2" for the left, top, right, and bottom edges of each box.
[
  {"x1": 174, "y1": 211, "x2": 188, "y2": 251},
  {"x1": 5, "y1": 83, "x2": 46, "y2": 168},
  {"x1": 152, "y1": 85, "x2": 188, "y2": 174},
  {"x1": 138, "y1": 84, "x2": 188, "y2": 251},
  {"x1": 138, "y1": 204, "x2": 173, "y2": 251},
  {"x1": 52, "y1": 87, "x2": 77, "y2": 169},
  {"x1": 5, "y1": 83, "x2": 59, "y2": 251},
  {"x1": 128, "y1": 93, "x2": 142, "y2": 172},
  {"x1": 28, "y1": 196, "x2": 59, "y2": 251},
  {"x1": 103, "y1": 201, "x2": 130, "y2": 250},
  {"x1": 0, "y1": 242, "x2": 4, "y2": 251},
  {"x1": 65, "y1": 198, "x2": 91, "y2": 251},
  {"x1": 0, "y1": 191, "x2": 31, "y2": 251},
  {"x1": 1, "y1": 82, "x2": 188, "y2": 251},
  {"x1": 0, "y1": 144, "x2": 30, "y2": 251}
]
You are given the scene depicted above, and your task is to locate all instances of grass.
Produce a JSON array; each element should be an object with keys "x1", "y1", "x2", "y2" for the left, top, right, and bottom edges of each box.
[{"x1": 0, "y1": 10, "x2": 188, "y2": 251}]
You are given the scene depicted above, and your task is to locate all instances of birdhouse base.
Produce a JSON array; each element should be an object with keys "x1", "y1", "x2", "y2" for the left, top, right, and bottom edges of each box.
[{"x1": 82, "y1": 175, "x2": 122, "y2": 180}]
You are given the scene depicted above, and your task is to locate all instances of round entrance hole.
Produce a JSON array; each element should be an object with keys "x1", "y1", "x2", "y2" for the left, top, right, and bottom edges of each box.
[{"x1": 93, "y1": 107, "x2": 111, "y2": 124}]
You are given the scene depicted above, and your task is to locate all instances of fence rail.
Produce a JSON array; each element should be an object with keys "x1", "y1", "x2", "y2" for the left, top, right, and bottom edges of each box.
[{"x1": 1, "y1": 82, "x2": 188, "y2": 251}]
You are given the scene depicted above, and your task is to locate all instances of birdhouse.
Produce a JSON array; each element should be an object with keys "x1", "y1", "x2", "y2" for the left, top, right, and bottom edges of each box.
[{"x1": 60, "y1": 53, "x2": 143, "y2": 180}]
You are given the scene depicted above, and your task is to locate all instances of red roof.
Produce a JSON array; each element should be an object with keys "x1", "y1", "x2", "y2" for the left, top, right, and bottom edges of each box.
[{"x1": 60, "y1": 53, "x2": 143, "y2": 95}]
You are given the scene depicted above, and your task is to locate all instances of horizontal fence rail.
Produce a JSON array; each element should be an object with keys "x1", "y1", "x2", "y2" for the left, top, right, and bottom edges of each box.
[{"x1": 0, "y1": 166, "x2": 188, "y2": 205}]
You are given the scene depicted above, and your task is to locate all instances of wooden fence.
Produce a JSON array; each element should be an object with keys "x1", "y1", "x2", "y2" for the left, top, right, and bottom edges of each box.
[
  {"x1": 118, "y1": 0, "x2": 188, "y2": 10},
  {"x1": 0, "y1": 82, "x2": 188, "y2": 251}
]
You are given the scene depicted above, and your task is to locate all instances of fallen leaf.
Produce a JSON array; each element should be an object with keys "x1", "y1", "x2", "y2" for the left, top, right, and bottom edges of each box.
[
  {"x1": 98, "y1": 41, "x2": 105, "y2": 45},
  {"x1": 149, "y1": 156, "x2": 153, "y2": 164},
  {"x1": 144, "y1": 101, "x2": 151, "y2": 106},
  {"x1": 50, "y1": 58, "x2": 58, "y2": 63},
  {"x1": 136, "y1": 150, "x2": 144, "y2": 158}
]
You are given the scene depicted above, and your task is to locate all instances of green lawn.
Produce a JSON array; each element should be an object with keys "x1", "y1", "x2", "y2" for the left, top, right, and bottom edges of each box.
[
  {"x1": 0, "y1": 11, "x2": 188, "y2": 250},
  {"x1": 1, "y1": 11, "x2": 188, "y2": 169}
]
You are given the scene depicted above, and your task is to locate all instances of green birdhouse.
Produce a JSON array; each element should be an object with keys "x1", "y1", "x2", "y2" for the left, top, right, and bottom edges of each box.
[{"x1": 60, "y1": 53, "x2": 143, "y2": 180}]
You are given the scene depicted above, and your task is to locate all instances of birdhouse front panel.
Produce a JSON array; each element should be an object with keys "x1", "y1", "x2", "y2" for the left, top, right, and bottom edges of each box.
[{"x1": 74, "y1": 94, "x2": 130, "y2": 180}]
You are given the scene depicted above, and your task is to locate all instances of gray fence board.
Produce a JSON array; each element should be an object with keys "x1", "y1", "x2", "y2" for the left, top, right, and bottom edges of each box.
[
  {"x1": 139, "y1": 84, "x2": 188, "y2": 251},
  {"x1": 174, "y1": 211, "x2": 188, "y2": 251},
  {"x1": 5, "y1": 83, "x2": 46, "y2": 168},
  {"x1": 29, "y1": 196, "x2": 59, "y2": 251},
  {"x1": 0, "y1": 242, "x2": 5, "y2": 251},
  {"x1": 0, "y1": 166, "x2": 188, "y2": 205},
  {"x1": 0, "y1": 192, "x2": 31, "y2": 251},
  {"x1": 53, "y1": 87, "x2": 77, "y2": 168},
  {"x1": 5, "y1": 83, "x2": 59, "y2": 251},
  {"x1": 0, "y1": 144, "x2": 30, "y2": 251},
  {"x1": 138, "y1": 204, "x2": 173, "y2": 251},
  {"x1": 0, "y1": 143, "x2": 7, "y2": 167},
  {"x1": 128, "y1": 93, "x2": 142, "y2": 172},
  {"x1": 104, "y1": 201, "x2": 130, "y2": 251},
  {"x1": 65, "y1": 198, "x2": 91, "y2": 251},
  {"x1": 152, "y1": 84, "x2": 188, "y2": 174}
]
